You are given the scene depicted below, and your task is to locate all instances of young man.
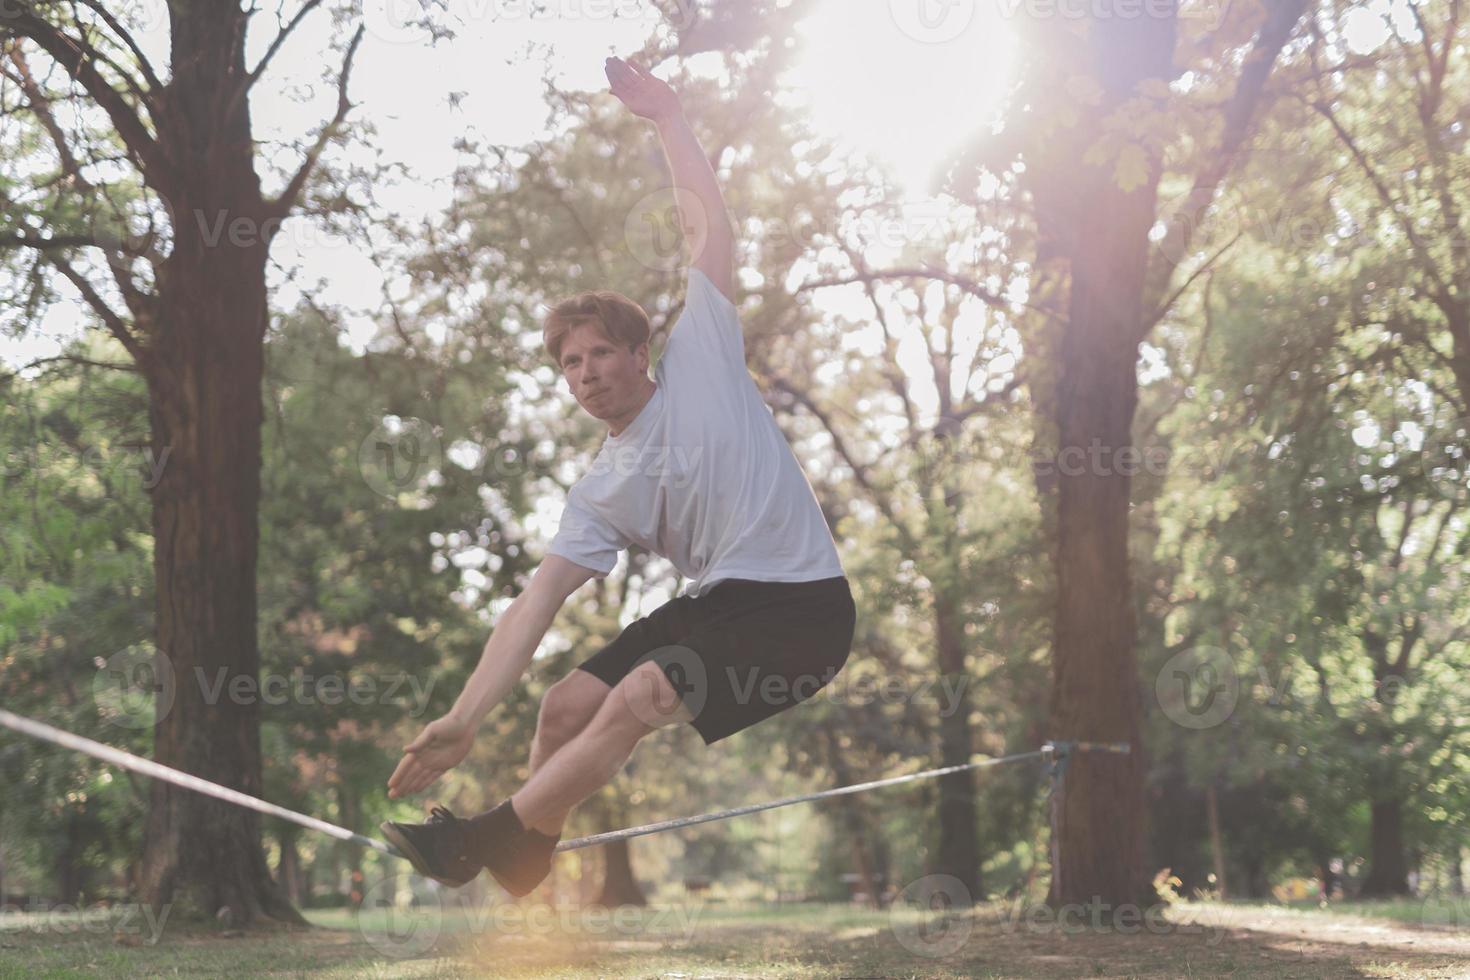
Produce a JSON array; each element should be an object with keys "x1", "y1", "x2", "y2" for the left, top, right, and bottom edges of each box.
[{"x1": 380, "y1": 56, "x2": 856, "y2": 897}]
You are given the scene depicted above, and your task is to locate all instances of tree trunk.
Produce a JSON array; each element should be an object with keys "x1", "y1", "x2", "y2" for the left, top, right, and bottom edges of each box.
[
  {"x1": 933, "y1": 590, "x2": 981, "y2": 903},
  {"x1": 135, "y1": 9, "x2": 301, "y2": 927},
  {"x1": 823, "y1": 723, "x2": 886, "y2": 908},
  {"x1": 276, "y1": 828, "x2": 306, "y2": 907},
  {"x1": 1041, "y1": 8, "x2": 1175, "y2": 914},
  {"x1": 595, "y1": 839, "x2": 648, "y2": 907},
  {"x1": 1206, "y1": 781, "x2": 1227, "y2": 898},
  {"x1": 1359, "y1": 798, "x2": 1411, "y2": 896},
  {"x1": 56, "y1": 810, "x2": 84, "y2": 906}
]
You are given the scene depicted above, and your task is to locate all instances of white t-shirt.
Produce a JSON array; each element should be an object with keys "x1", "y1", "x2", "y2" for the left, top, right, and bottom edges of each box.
[{"x1": 545, "y1": 267, "x2": 845, "y2": 598}]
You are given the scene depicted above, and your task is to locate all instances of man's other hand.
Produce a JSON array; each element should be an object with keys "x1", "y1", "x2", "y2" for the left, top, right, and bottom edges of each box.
[
  {"x1": 386, "y1": 715, "x2": 475, "y2": 799},
  {"x1": 605, "y1": 56, "x2": 682, "y2": 123}
]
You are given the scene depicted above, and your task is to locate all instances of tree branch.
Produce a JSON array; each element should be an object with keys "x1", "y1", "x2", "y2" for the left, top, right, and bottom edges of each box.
[
  {"x1": 263, "y1": 25, "x2": 364, "y2": 221},
  {"x1": 1142, "y1": 0, "x2": 1309, "y2": 329},
  {"x1": 799, "y1": 263, "x2": 1044, "y2": 319},
  {"x1": 1311, "y1": 97, "x2": 1452, "y2": 303},
  {"x1": 43, "y1": 251, "x2": 149, "y2": 369},
  {"x1": 767, "y1": 373, "x2": 918, "y2": 556},
  {"x1": 7, "y1": 7, "x2": 169, "y2": 186},
  {"x1": 246, "y1": 0, "x2": 325, "y2": 87},
  {"x1": 73, "y1": 0, "x2": 162, "y2": 94}
]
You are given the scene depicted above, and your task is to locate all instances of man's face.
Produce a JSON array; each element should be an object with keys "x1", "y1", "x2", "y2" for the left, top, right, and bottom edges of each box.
[{"x1": 559, "y1": 321, "x2": 650, "y2": 423}]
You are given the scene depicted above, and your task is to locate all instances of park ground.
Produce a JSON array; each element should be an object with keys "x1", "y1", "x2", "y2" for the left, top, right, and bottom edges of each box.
[{"x1": 3, "y1": 897, "x2": 1470, "y2": 978}]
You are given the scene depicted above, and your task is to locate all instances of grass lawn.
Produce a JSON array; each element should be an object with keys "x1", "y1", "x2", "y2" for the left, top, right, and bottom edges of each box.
[{"x1": 3, "y1": 895, "x2": 1469, "y2": 978}]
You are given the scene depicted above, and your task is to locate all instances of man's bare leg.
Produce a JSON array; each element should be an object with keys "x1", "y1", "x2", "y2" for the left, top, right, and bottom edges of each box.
[
  {"x1": 522, "y1": 669, "x2": 613, "y2": 834},
  {"x1": 511, "y1": 661, "x2": 693, "y2": 833}
]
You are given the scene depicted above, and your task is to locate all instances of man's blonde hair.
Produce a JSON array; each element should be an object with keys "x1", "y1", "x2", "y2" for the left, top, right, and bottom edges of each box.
[{"x1": 542, "y1": 290, "x2": 652, "y2": 368}]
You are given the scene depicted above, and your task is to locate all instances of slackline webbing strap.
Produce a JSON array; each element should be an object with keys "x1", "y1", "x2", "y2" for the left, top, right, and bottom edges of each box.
[
  {"x1": 0, "y1": 708, "x2": 401, "y2": 858},
  {"x1": 556, "y1": 747, "x2": 1049, "y2": 852},
  {"x1": 0, "y1": 707, "x2": 1130, "y2": 860}
]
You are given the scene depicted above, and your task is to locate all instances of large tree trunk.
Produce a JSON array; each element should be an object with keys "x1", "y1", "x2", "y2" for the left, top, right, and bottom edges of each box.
[
  {"x1": 595, "y1": 839, "x2": 648, "y2": 907},
  {"x1": 1359, "y1": 798, "x2": 1411, "y2": 896},
  {"x1": 1041, "y1": 8, "x2": 1176, "y2": 914},
  {"x1": 136, "y1": 10, "x2": 301, "y2": 927}
]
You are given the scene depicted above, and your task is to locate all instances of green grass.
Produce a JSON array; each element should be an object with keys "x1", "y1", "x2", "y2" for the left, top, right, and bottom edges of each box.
[
  {"x1": 1, "y1": 896, "x2": 1468, "y2": 978},
  {"x1": 1274, "y1": 896, "x2": 1470, "y2": 928}
]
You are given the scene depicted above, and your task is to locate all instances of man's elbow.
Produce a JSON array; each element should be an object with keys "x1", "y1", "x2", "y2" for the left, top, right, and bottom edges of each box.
[{"x1": 517, "y1": 555, "x2": 599, "y2": 623}]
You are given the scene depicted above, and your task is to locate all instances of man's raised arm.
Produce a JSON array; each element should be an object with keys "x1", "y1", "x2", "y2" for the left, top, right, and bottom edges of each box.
[
  {"x1": 386, "y1": 555, "x2": 597, "y2": 799},
  {"x1": 605, "y1": 56, "x2": 735, "y2": 304}
]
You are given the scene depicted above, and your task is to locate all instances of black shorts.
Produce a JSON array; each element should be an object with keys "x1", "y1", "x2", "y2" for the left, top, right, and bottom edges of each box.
[{"x1": 575, "y1": 575, "x2": 856, "y2": 745}]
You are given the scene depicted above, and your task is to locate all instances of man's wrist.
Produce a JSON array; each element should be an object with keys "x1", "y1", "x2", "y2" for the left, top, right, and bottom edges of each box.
[
  {"x1": 448, "y1": 700, "x2": 483, "y2": 729},
  {"x1": 652, "y1": 106, "x2": 688, "y2": 130}
]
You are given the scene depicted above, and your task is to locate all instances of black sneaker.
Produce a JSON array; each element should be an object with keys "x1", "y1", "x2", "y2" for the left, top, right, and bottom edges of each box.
[{"x1": 380, "y1": 805, "x2": 481, "y2": 888}]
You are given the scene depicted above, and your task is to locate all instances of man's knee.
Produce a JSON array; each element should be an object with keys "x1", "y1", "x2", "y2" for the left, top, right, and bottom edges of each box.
[
  {"x1": 537, "y1": 670, "x2": 610, "y2": 746},
  {"x1": 599, "y1": 661, "x2": 694, "y2": 734}
]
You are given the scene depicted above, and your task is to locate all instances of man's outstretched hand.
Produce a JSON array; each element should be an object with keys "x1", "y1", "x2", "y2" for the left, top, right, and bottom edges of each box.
[
  {"x1": 386, "y1": 715, "x2": 475, "y2": 799},
  {"x1": 605, "y1": 55, "x2": 681, "y2": 123}
]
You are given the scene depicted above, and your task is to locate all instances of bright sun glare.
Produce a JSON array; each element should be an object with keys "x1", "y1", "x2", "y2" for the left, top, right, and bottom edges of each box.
[{"x1": 786, "y1": 0, "x2": 1017, "y2": 198}]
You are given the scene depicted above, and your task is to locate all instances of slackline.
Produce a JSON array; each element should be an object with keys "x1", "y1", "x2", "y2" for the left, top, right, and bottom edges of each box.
[{"x1": 0, "y1": 707, "x2": 1129, "y2": 860}]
